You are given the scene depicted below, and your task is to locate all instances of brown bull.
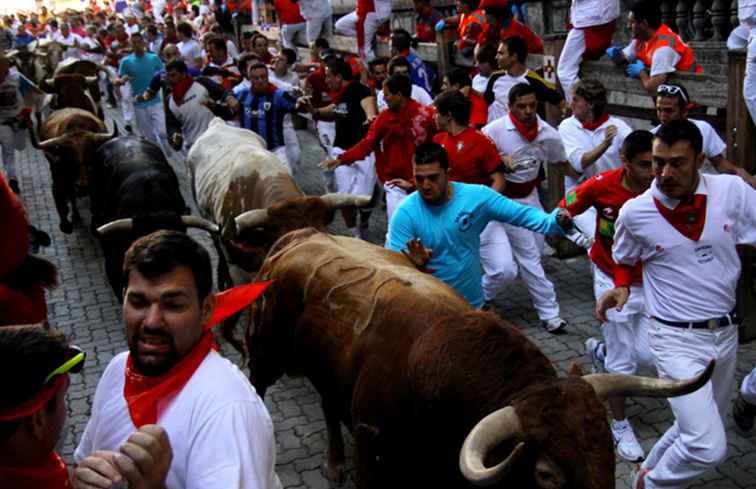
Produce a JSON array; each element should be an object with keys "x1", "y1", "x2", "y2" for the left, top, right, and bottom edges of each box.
[
  {"x1": 245, "y1": 228, "x2": 713, "y2": 489},
  {"x1": 186, "y1": 118, "x2": 371, "y2": 288},
  {"x1": 40, "y1": 73, "x2": 100, "y2": 116},
  {"x1": 30, "y1": 108, "x2": 115, "y2": 233}
]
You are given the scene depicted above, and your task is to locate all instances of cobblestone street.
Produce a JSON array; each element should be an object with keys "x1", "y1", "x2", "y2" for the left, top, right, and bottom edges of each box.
[{"x1": 13, "y1": 111, "x2": 756, "y2": 489}]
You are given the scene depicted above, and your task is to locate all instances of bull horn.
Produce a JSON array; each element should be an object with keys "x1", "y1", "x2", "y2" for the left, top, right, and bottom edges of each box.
[
  {"x1": 44, "y1": 78, "x2": 55, "y2": 86},
  {"x1": 583, "y1": 359, "x2": 715, "y2": 401},
  {"x1": 32, "y1": 133, "x2": 69, "y2": 151},
  {"x1": 234, "y1": 209, "x2": 270, "y2": 233},
  {"x1": 180, "y1": 215, "x2": 220, "y2": 234},
  {"x1": 90, "y1": 126, "x2": 118, "y2": 143},
  {"x1": 320, "y1": 193, "x2": 372, "y2": 209},
  {"x1": 459, "y1": 406, "x2": 526, "y2": 487},
  {"x1": 85, "y1": 75, "x2": 99, "y2": 84},
  {"x1": 96, "y1": 218, "x2": 134, "y2": 235}
]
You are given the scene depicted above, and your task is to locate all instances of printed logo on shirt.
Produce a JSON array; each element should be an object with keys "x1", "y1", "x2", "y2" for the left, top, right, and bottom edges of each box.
[
  {"x1": 694, "y1": 245, "x2": 714, "y2": 265},
  {"x1": 263, "y1": 101, "x2": 272, "y2": 111},
  {"x1": 334, "y1": 102, "x2": 348, "y2": 117},
  {"x1": 456, "y1": 141, "x2": 464, "y2": 152},
  {"x1": 565, "y1": 190, "x2": 577, "y2": 206},
  {"x1": 598, "y1": 217, "x2": 615, "y2": 238},
  {"x1": 455, "y1": 211, "x2": 473, "y2": 232}
]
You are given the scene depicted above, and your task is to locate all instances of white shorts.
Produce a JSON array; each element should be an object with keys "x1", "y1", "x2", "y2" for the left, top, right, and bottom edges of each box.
[{"x1": 332, "y1": 147, "x2": 376, "y2": 197}]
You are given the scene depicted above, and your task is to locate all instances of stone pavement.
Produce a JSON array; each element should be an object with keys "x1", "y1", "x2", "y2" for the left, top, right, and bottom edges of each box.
[{"x1": 11, "y1": 110, "x2": 756, "y2": 489}]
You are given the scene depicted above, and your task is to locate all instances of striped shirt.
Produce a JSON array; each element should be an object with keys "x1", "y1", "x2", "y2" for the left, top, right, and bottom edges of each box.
[{"x1": 232, "y1": 84, "x2": 297, "y2": 150}]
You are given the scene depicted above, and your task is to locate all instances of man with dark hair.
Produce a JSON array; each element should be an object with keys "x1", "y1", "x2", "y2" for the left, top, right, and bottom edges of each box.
[
  {"x1": 227, "y1": 62, "x2": 307, "y2": 173},
  {"x1": 558, "y1": 78, "x2": 633, "y2": 237},
  {"x1": 0, "y1": 325, "x2": 172, "y2": 489},
  {"x1": 75, "y1": 230, "x2": 282, "y2": 489},
  {"x1": 386, "y1": 141, "x2": 571, "y2": 308},
  {"x1": 390, "y1": 28, "x2": 434, "y2": 94},
  {"x1": 309, "y1": 57, "x2": 377, "y2": 237},
  {"x1": 598, "y1": 120, "x2": 756, "y2": 489},
  {"x1": 485, "y1": 36, "x2": 562, "y2": 123},
  {"x1": 473, "y1": 42, "x2": 497, "y2": 92},
  {"x1": 203, "y1": 36, "x2": 241, "y2": 89},
  {"x1": 321, "y1": 73, "x2": 436, "y2": 222},
  {"x1": 476, "y1": 0, "x2": 543, "y2": 54},
  {"x1": 560, "y1": 130, "x2": 656, "y2": 463},
  {"x1": 441, "y1": 68, "x2": 488, "y2": 128},
  {"x1": 176, "y1": 21, "x2": 203, "y2": 70},
  {"x1": 651, "y1": 83, "x2": 755, "y2": 187},
  {"x1": 269, "y1": 48, "x2": 303, "y2": 171},
  {"x1": 376, "y1": 56, "x2": 432, "y2": 110},
  {"x1": 482, "y1": 82, "x2": 570, "y2": 332},
  {"x1": 608, "y1": 0, "x2": 700, "y2": 94},
  {"x1": 164, "y1": 59, "x2": 233, "y2": 153}
]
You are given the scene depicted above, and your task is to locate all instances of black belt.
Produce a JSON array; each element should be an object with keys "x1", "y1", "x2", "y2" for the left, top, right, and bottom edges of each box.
[{"x1": 654, "y1": 311, "x2": 740, "y2": 330}]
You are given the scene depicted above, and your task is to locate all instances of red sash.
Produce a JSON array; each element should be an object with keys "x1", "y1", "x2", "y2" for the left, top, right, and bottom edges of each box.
[
  {"x1": 508, "y1": 111, "x2": 538, "y2": 142},
  {"x1": 653, "y1": 194, "x2": 707, "y2": 241},
  {"x1": 581, "y1": 112, "x2": 609, "y2": 131},
  {"x1": 123, "y1": 281, "x2": 273, "y2": 427},
  {"x1": 0, "y1": 451, "x2": 71, "y2": 489}
]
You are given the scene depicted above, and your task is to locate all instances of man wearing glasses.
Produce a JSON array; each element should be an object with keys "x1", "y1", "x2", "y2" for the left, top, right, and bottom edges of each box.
[
  {"x1": 0, "y1": 324, "x2": 171, "y2": 489},
  {"x1": 652, "y1": 83, "x2": 756, "y2": 188}
]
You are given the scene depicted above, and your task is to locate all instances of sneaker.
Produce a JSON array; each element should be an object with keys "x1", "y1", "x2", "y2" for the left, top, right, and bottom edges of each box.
[
  {"x1": 611, "y1": 419, "x2": 645, "y2": 462},
  {"x1": 733, "y1": 393, "x2": 756, "y2": 434},
  {"x1": 631, "y1": 466, "x2": 650, "y2": 489},
  {"x1": 542, "y1": 317, "x2": 567, "y2": 333},
  {"x1": 9, "y1": 179, "x2": 20, "y2": 194},
  {"x1": 585, "y1": 337, "x2": 606, "y2": 373}
]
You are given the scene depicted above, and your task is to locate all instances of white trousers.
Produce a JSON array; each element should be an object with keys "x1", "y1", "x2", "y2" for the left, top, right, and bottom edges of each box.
[
  {"x1": 305, "y1": 16, "x2": 332, "y2": 44},
  {"x1": 334, "y1": 9, "x2": 389, "y2": 61},
  {"x1": 557, "y1": 27, "x2": 586, "y2": 104},
  {"x1": 134, "y1": 103, "x2": 166, "y2": 151},
  {"x1": 119, "y1": 83, "x2": 134, "y2": 123},
  {"x1": 0, "y1": 124, "x2": 24, "y2": 181},
  {"x1": 744, "y1": 27, "x2": 756, "y2": 126},
  {"x1": 642, "y1": 321, "x2": 738, "y2": 489},
  {"x1": 383, "y1": 182, "x2": 408, "y2": 222},
  {"x1": 281, "y1": 22, "x2": 307, "y2": 49},
  {"x1": 332, "y1": 147, "x2": 377, "y2": 197},
  {"x1": 592, "y1": 266, "x2": 653, "y2": 374},
  {"x1": 742, "y1": 367, "x2": 756, "y2": 404},
  {"x1": 573, "y1": 206, "x2": 597, "y2": 242},
  {"x1": 480, "y1": 221, "x2": 518, "y2": 301},
  {"x1": 273, "y1": 145, "x2": 293, "y2": 174},
  {"x1": 283, "y1": 115, "x2": 301, "y2": 171}
]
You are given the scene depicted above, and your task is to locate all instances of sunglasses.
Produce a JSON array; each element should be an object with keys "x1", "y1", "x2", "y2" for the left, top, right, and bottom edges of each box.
[
  {"x1": 44, "y1": 346, "x2": 86, "y2": 384},
  {"x1": 657, "y1": 84, "x2": 688, "y2": 104}
]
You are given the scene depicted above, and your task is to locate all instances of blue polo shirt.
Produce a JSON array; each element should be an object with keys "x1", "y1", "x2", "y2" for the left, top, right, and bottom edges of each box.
[
  {"x1": 387, "y1": 182, "x2": 564, "y2": 307},
  {"x1": 118, "y1": 52, "x2": 164, "y2": 108}
]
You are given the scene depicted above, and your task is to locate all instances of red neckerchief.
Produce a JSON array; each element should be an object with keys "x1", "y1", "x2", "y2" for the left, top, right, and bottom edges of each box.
[
  {"x1": 653, "y1": 193, "x2": 707, "y2": 241},
  {"x1": 508, "y1": 111, "x2": 538, "y2": 142},
  {"x1": 330, "y1": 80, "x2": 352, "y2": 105},
  {"x1": 123, "y1": 281, "x2": 273, "y2": 427},
  {"x1": 252, "y1": 83, "x2": 279, "y2": 97},
  {"x1": 171, "y1": 76, "x2": 194, "y2": 105},
  {"x1": 0, "y1": 451, "x2": 71, "y2": 489},
  {"x1": 581, "y1": 112, "x2": 609, "y2": 131}
]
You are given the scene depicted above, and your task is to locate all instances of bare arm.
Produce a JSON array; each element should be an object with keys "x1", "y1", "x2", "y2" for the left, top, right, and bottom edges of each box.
[
  {"x1": 711, "y1": 154, "x2": 756, "y2": 188},
  {"x1": 639, "y1": 70, "x2": 668, "y2": 95},
  {"x1": 490, "y1": 171, "x2": 506, "y2": 194},
  {"x1": 579, "y1": 125, "x2": 617, "y2": 170}
]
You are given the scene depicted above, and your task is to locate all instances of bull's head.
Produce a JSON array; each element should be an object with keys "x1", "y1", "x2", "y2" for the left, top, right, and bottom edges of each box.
[
  {"x1": 30, "y1": 125, "x2": 116, "y2": 170},
  {"x1": 459, "y1": 362, "x2": 714, "y2": 489},
  {"x1": 41, "y1": 74, "x2": 99, "y2": 114},
  {"x1": 221, "y1": 193, "x2": 372, "y2": 272}
]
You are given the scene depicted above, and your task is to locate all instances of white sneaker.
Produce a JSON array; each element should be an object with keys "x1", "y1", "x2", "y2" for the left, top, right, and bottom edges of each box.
[
  {"x1": 542, "y1": 317, "x2": 567, "y2": 333},
  {"x1": 612, "y1": 419, "x2": 645, "y2": 463},
  {"x1": 585, "y1": 337, "x2": 606, "y2": 373}
]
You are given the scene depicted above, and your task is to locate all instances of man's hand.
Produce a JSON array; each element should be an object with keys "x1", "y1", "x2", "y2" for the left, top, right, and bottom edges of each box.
[
  {"x1": 73, "y1": 450, "x2": 122, "y2": 488},
  {"x1": 435, "y1": 19, "x2": 446, "y2": 32},
  {"x1": 555, "y1": 208, "x2": 574, "y2": 232},
  {"x1": 363, "y1": 113, "x2": 377, "y2": 125},
  {"x1": 603, "y1": 125, "x2": 618, "y2": 146},
  {"x1": 596, "y1": 287, "x2": 630, "y2": 323},
  {"x1": 625, "y1": 60, "x2": 645, "y2": 79},
  {"x1": 169, "y1": 133, "x2": 183, "y2": 151},
  {"x1": 320, "y1": 158, "x2": 343, "y2": 170},
  {"x1": 385, "y1": 178, "x2": 413, "y2": 191},
  {"x1": 114, "y1": 424, "x2": 173, "y2": 489},
  {"x1": 606, "y1": 46, "x2": 625, "y2": 63},
  {"x1": 402, "y1": 238, "x2": 433, "y2": 269}
]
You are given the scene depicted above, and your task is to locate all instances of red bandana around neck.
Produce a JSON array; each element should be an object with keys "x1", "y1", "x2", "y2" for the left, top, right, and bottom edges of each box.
[
  {"x1": 509, "y1": 111, "x2": 538, "y2": 142},
  {"x1": 123, "y1": 280, "x2": 273, "y2": 427},
  {"x1": 0, "y1": 451, "x2": 71, "y2": 489},
  {"x1": 581, "y1": 112, "x2": 609, "y2": 131},
  {"x1": 171, "y1": 76, "x2": 195, "y2": 105},
  {"x1": 653, "y1": 193, "x2": 707, "y2": 241}
]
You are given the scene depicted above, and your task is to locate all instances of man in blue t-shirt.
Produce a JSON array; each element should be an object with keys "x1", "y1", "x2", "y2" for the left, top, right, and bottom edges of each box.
[
  {"x1": 387, "y1": 142, "x2": 572, "y2": 312},
  {"x1": 115, "y1": 32, "x2": 166, "y2": 150}
]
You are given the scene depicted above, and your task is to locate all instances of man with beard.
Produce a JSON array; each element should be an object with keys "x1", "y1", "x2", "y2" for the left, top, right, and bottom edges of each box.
[
  {"x1": 74, "y1": 230, "x2": 282, "y2": 489},
  {"x1": 386, "y1": 141, "x2": 572, "y2": 309}
]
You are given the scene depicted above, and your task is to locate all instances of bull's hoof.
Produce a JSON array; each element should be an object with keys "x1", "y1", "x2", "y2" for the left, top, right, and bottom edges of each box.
[
  {"x1": 321, "y1": 462, "x2": 346, "y2": 486},
  {"x1": 59, "y1": 221, "x2": 73, "y2": 234}
]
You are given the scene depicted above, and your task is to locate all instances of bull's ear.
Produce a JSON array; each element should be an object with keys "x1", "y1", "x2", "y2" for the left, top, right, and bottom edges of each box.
[{"x1": 568, "y1": 362, "x2": 585, "y2": 377}]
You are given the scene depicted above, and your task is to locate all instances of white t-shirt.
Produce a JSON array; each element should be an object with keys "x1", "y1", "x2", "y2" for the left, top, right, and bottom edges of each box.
[
  {"x1": 52, "y1": 32, "x2": 82, "y2": 60},
  {"x1": 613, "y1": 174, "x2": 756, "y2": 321},
  {"x1": 168, "y1": 81, "x2": 217, "y2": 149},
  {"x1": 75, "y1": 351, "x2": 282, "y2": 489},
  {"x1": 486, "y1": 71, "x2": 529, "y2": 123},
  {"x1": 559, "y1": 114, "x2": 633, "y2": 191},
  {"x1": 268, "y1": 69, "x2": 300, "y2": 92},
  {"x1": 376, "y1": 84, "x2": 432, "y2": 111},
  {"x1": 650, "y1": 118, "x2": 726, "y2": 161},
  {"x1": 178, "y1": 38, "x2": 204, "y2": 70},
  {"x1": 78, "y1": 36, "x2": 104, "y2": 63},
  {"x1": 622, "y1": 41, "x2": 681, "y2": 77},
  {"x1": 125, "y1": 23, "x2": 141, "y2": 35},
  {"x1": 471, "y1": 73, "x2": 489, "y2": 94}
]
